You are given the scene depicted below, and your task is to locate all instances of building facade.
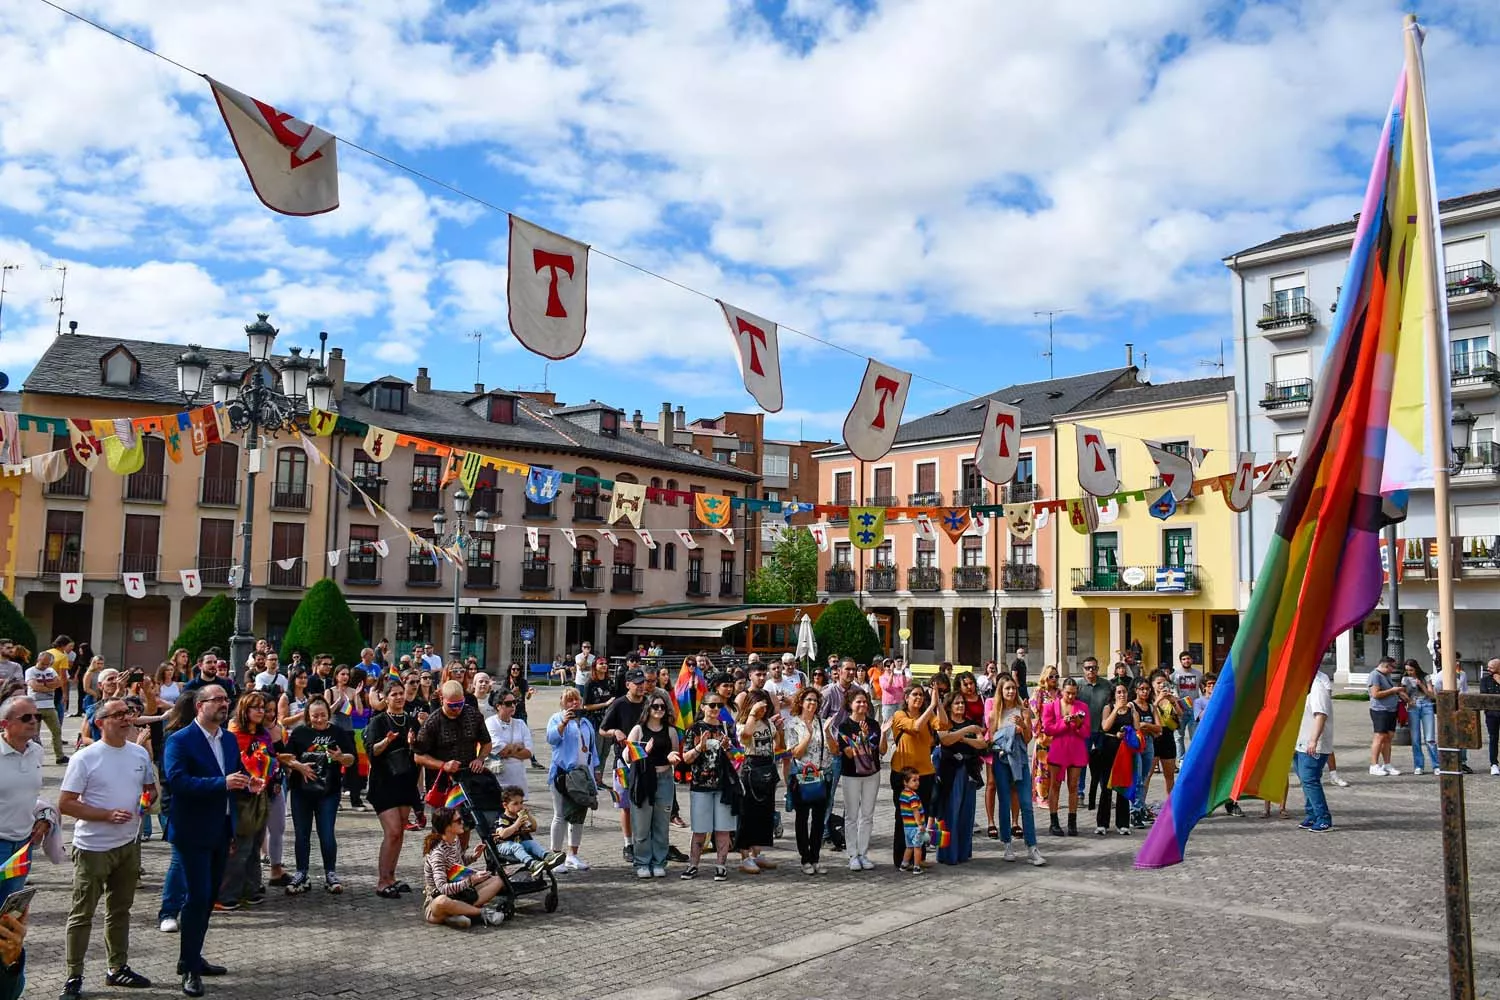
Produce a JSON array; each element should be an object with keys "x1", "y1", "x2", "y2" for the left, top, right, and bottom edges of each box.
[
  {"x1": 1229, "y1": 187, "x2": 1500, "y2": 681},
  {"x1": 1054, "y1": 378, "x2": 1241, "y2": 673}
]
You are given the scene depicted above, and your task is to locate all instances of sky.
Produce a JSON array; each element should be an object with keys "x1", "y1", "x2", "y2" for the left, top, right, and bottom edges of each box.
[{"x1": 3, "y1": 0, "x2": 1500, "y2": 444}]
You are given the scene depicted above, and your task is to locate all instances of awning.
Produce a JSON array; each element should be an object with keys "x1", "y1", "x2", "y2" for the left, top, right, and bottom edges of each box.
[
  {"x1": 345, "y1": 596, "x2": 589, "y2": 618},
  {"x1": 617, "y1": 616, "x2": 739, "y2": 638}
]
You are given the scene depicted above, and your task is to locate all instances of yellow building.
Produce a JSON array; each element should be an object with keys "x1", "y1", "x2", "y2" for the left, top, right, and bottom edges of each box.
[{"x1": 1056, "y1": 377, "x2": 1242, "y2": 673}]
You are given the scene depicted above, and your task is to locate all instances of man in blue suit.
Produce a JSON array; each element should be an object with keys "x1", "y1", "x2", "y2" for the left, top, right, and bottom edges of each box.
[{"x1": 164, "y1": 685, "x2": 252, "y2": 997}]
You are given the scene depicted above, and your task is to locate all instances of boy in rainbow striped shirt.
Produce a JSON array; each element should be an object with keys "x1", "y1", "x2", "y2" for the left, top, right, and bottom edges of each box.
[{"x1": 896, "y1": 768, "x2": 927, "y2": 874}]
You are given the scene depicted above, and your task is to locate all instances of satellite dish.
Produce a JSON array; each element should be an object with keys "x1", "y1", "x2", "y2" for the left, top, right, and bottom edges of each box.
[{"x1": 0, "y1": 373, "x2": 11, "y2": 391}]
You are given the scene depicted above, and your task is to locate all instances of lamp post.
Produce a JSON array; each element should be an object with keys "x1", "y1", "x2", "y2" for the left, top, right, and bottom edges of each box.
[
  {"x1": 176, "y1": 314, "x2": 334, "y2": 676},
  {"x1": 433, "y1": 486, "x2": 490, "y2": 662}
]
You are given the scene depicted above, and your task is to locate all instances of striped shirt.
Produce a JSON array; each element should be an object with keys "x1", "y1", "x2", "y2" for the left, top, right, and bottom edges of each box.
[{"x1": 898, "y1": 789, "x2": 924, "y2": 830}]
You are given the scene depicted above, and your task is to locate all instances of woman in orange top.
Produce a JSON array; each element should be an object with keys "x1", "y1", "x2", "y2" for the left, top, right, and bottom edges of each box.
[{"x1": 886, "y1": 684, "x2": 937, "y2": 868}]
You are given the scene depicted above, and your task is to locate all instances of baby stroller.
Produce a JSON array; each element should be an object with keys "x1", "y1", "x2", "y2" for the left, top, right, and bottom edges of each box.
[{"x1": 452, "y1": 770, "x2": 560, "y2": 918}]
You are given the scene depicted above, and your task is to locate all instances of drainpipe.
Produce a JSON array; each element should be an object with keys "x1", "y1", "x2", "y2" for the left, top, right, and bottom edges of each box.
[{"x1": 1232, "y1": 254, "x2": 1255, "y2": 593}]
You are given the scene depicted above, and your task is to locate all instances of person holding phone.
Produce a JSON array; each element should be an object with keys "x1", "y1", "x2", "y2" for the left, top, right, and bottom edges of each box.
[
  {"x1": 279, "y1": 697, "x2": 356, "y2": 896},
  {"x1": 0, "y1": 907, "x2": 29, "y2": 1000},
  {"x1": 1042, "y1": 678, "x2": 1090, "y2": 838},
  {"x1": 934, "y1": 689, "x2": 986, "y2": 866},
  {"x1": 368, "y1": 682, "x2": 421, "y2": 899},
  {"x1": 887, "y1": 684, "x2": 937, "y2": 868},
  {"x1": 625, "y1": 692, "x2": 681, "y2": 878},
  {"x1": 545, "y1": 688, "x2": 598, "y2": 871},
  {"x1": 835, "y1": 690, "x2": 881, "y2": 871}
]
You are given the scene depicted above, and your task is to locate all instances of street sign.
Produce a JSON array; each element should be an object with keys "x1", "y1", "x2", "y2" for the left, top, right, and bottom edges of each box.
[
  {"x1": 898, "y1": 627, "x2": 911, "y2": 641},
  {"x1": 519, "y1": 626, "x2": 536, "y2": 641}
]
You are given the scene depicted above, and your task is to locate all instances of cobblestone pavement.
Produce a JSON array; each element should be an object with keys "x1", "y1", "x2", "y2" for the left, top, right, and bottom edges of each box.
[{"x1": 17, "y1": 699, "x2": 1497, "y2": 999}]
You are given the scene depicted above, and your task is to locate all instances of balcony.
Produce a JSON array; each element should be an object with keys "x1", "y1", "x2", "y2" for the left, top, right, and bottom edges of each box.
[
  {"x1": 1260, "y1": 378, "x2": 1313, "y2": 419},
  {"x1": 571, "y1": 564, "x2": 605, "y2": 592},
  {"x1": 1446, "y1": 261, "x2": 1498, "y2": 312},
  {"x1": 409, "y1": 485, "x2": 440, "y2": 512},
  {"x1": 1453, "y1": 442, "x2": 1500, "y2": 487},
  {"x1": 464, "y1": 559, "x2": 497, "y2": 590},
  {"x1": 908, "y1": 490, "x2": 943, "y2": 506},
  {"x1": 120, "y1": 552, "x2": 159, "y2": 583},
  {"x1": 199, "y1": 476, "x2": 240, "y2": 508},
  {"x1": 611, "y1": 565, "x2": 643, "y2": 593},
  {"x1": 572, "y1": 494, "x2": 604, "y2": 522},
  {"x1": 825, "y1": 567, "x2": 856, "y2": 593},
  {"x1": 269, "y1": 560, "x2": 305, "y2": 589},
  {"x1": 271, "y1": 483, "x2": 311, "y2": 511},
  {"x1": 523, "y1": 498, "x2": 556, "y2": 520},
  {"x1": 953, "y1": 565, "x2": 990, "y2": 591},
  {"x1": 1451, "y1": 349, "x2": 1499, "y2": 400},
  {"x1": 197, "y1": 556, "x2": 233, "y2": 587},
  {"x1": 1265, "y1": 469, "x2": 1294, "y2": 499},
  {"x1": 1459, "y1": 537, "x2": 1500, "y2": 575},
  {"x1": 407, "y1": 550, "x2": 440, "y2": 586},
  {"x1": 345, "y1": 551, "x2": 381, "y2": 585},
  {"x1": 38, "y1": 548, "x2": 80, "y2": 580},
  {"x1": 1072, "y1": 564, "x2": 1200, "y2": 595},
  {"x1": 45, "y1": 466, "x2": 88, "y2": 499},
  {"x1": 1001, "y1": 562, "x2": 1042, "y2": 591},
  {"x1": 953, "y1": 486, "x2": 989, "y2": 506},
  {"x1": 1004, "y1": 482, "x2": 1040, "y2": 504},
  {"x1": 864, "y1": 494, "x2": 898, "y2": 508},
  {"x1": 1149, "y1": 475, "x2": 1195, "y2": 503},
  {"x1": 348, "y1": 477, "x2": 386, "y2": 508},
  {"x1": 686, "y1": 570, "x2": 711, "y2": 597},
  {"x1": 1257, "y1": 294, "x2": 1318, "y2": 339},
  {"x1": 866, "y1": 565, "x2": 898, "y2": 593},
  {"x1": 718, "y1": 572, "x2": 741, "y2": 598},
  {"x1": 907, "y1": 565, "x2": 941, "y2": 592},
  {"x1": 123, "y1": 472, "x2": 166, "y2": 504},
  {"x1": 520, "y1": 562, "x2": 554, "y2": 591}
]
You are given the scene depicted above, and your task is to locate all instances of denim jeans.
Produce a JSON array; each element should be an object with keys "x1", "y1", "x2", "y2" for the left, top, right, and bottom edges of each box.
[
  {"x1": 290, "y1": 789, "x2": 340, "y2": 875},
  {"x1": 1131, "y1": 738, "x2": 1156, "y2": 818},
  {"x1": 0, "y1": 837, "x2": 28, "y2": 906},
  {"x1": 992, "y1": 759, "x2": 1036, "y2": 847},
  {"x1": 1409, "y1": 701, "x2": 1437, "y2": 770},
  {"x1": 629, "y1": 772, "x2": 674, "y2": 868},
  {"x1": 1176, "y1": 710, "x2": 1197, "y2": 756},
  {"x1": 1295, "y1": 751, "x2": 1331, "y2": 826},
  {"x1": 159, "y1": 844, "x2": 187, "y2": 920},
  {"x1": 494, "y1": 838, "x2": 547, "y2": 865}
]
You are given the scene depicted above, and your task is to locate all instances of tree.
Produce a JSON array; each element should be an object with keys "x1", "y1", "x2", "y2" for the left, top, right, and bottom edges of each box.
[
  {"x1": 168, "y1": 593, "x2": 234, "y2": 664},
  {"x1": 280, "y1": 579, "x2": 366, "y2": 668},
  {"x1": 813, "y1": 598, "x2": 881, "y2": 665},
  {"x1": 0, "y1": 591, "x2": 37, "y2": 657},
  {"x1": 745, "y1": 527, "x2": 819, "y2": 604}
]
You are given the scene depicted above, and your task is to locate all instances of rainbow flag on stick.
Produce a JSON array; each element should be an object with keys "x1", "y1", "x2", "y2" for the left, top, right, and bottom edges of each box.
[
  {"x1": 1139, "y1": 25, "x2": 1443, "y2": 868},
  {"x1": 445, "y1": 863, "x2": 477, "y2": 883},
  {"x1": 928, "y1": 819, "x2": 951, "y2": 849},
  {"x1": 138, "y1": 790, "x2": 153, "y2": 813},
  {"x1": 0, "y1": 843, "x2": 29, "y2": 880},
  {"x1": 443, "y1": 785, "x2": 468, "y2": 810},
  {"x1": 240, "y1": 745, "x2": 271, "y2": 783}
]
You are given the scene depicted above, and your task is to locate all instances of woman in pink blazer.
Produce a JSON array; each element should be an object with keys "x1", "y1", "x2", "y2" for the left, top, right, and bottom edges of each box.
[{"x1": 1041, "y1": 678, "x2": 1090, "y2": 837}]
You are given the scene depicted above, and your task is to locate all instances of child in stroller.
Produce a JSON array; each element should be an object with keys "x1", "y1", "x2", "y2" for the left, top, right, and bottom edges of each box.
[
  {"x1": 453, "y1": 770, "x2": 563, "y2": 917},
  {"x1": 492, "y1": 785, "x2": 567, "y2": 876}
]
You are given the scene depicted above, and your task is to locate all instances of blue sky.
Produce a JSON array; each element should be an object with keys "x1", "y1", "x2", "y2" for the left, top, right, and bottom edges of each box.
[{"x1": 3, "y1": 0, "x2": 1500, "y2": 444}]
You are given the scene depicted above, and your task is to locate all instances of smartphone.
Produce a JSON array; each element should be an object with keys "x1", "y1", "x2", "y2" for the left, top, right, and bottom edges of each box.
[{"x1": 0, "y1": 887, "x2": 35, "y2": 920}]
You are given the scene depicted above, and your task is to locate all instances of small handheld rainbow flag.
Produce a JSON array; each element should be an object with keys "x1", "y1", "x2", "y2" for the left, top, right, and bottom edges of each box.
[
  {"x1": 387, "y1": 665, "x2": 402, "y2": 682},
  {"x1": 443, "y1": 785, "x2": 468, "y2": 809},
  {"x1": 0, "y1": 843, "x2": 29, "y2": 880},
  {"x1": 445, "y1": 863, "x2": 477, "y2": 883},
  {"x1": 337, "y1": 697, "x2": 354, "y2": 716},
  {"x1": 622, "y1": 741, "x2": 646, "y2": 764},
  {"x1": 928, "y1": 819, "x2": 951, "y2": 849},
  {"x1": 138, "y1": 790, "x2": 152, "y2": 813},
  {"x1": 614, "y1": 766, "x2": 628, "y2": 791},
  {"x1": 240, "y1": 745, "x2": 271, "y2": 783}
]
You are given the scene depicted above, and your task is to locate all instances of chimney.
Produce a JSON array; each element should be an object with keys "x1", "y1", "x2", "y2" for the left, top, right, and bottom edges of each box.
[
  {"x1": 658, "y1": 402, "x2": 673, "y2": 446},
  {"x1": 675, "y1": 405, "x2": 686, "y2": 430},
  {"x1": 474, "y1": 382, "x2": 485, "y2": 395},
  {"x1": 1125, "y1": 343, "x2": 1134, "y2": 368},
  {"x1": 415, "y1": 367, "x2": 431, "y2": 393},
  {"x1": 631, "y1": 409, "x2": 643, "y2": 433},
  {"x1": 327, "y1": 347, "x2": 346, "y2": 400}
]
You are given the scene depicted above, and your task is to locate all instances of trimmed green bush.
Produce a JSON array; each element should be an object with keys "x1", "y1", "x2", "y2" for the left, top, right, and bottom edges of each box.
[
  {"x1": 0, "y1": 591, "x2": 37, "y2": 656},
  {"x1": 169, "y1": 593, "x2": 234, "y2": 664},
  {"x1": 813, "y1": 598, "x2": 881, "y2": 665},
  {"x1": 279, "y1": 578, "x2": 365, "y2": 668}
]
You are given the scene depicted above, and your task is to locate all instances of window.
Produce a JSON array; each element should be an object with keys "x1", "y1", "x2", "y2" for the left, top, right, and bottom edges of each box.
[
  {"x1": 874, "y1": 541, "x2": 894, "y2": 566},
  {"x1": 915, "y1": 462, "x2": 937, "y2": 494},
  {"x1": 763, "y1": 489, "x2": 779, "y2": 503},
  {"x1": 1163, "y1": 528, "x2": 1193, "y2": 567},
  {"x1": 687, "y1": 552, "x2": 705, "y2": 593},
  {"x1": 719, "y1": 551, "x2": 736, "y2": 595},
  {"x1": 648, "y1": 543, "x2": 659, "y2": 569},
  {"x1": 407, "y1": 529, "x2": 439, "y2": 585},
  {"x1": 688, "y1": 485, "x2": 706, "y2": 528},
  {"x1": 833, "y1": 471, "x2": 852, "y2": 504},
  {"x1": 197, "y1": 517, "x2": 233, "y2": 584},
  {"x1": 615, "y1": 538, "x2": 637, "y2": 566},
  {"x1": 411, "y1": 455, "x2": 441, "y2": 510},
  {"x1": 1270, "y1": 272, "x2": 1307, "y2": 305},
  {"x1": 664, "y1": 479, "x2": 679, "y2": 507},
  {"x1": 833, "y1": 541, "x2": 852, "y2": 567},
  {"x1": 123, "y1": 514, "x2": 160, "y2": 578},
  {"x1": 872, "y1": 467, "x2": 893, "y2": 500},
  {"x1": 487, "y1": 396, "x2": 515, "y2": 424},
  {"x1": 1011, "y1": 542, "x2": 1034, "y2": 566},
  {"x1": 1004, "y1": 609, "x2": 1029, "y2": 653},
  {"x1": 44, "y1": 509, "x2": 83, "y2": 574},
  {"x1": 1016, "y1": 453, "x2": 1035, "y2": 484},
  {"x1": 1066, "y1": 610, "x2": 1078, "y2": 658},
  {"x1": 600, "y1": 410, "x2": 619, "y2": 437},
  {"x1": 573, "y1": 467, "x2": 601, "y2": 521},
  {"x1": 1445, "y1": 235, "x2": 1488, "y2": 267},
  {"x1": 1271, "y1": 351, "x2": 1311, "y2": 383},
  {"x1": 100, "y1": 346, "x2": 138, "y2": 387},
  {"x1": 201, "y1": 442, "x2": 239, "y2": 505},
  {"x1": 1161, "y1": 440, "x2": 1190, "y2": 458},
  {"x1": 791, "y1": 461, "x2": 799, "y2": 481},
  {"x1": 347, "y1": 524, "x2": 379, "y2": 583},
  {"x1": 912, "y1": 609, "x2": 935, "y2": 650},
  {"x1": 1106, "y1": 447, "x2": 1119, "y2": 476},
  {"x1": 1274, "y1": 431, "x2": 1304, "y2": 456},
  {"x1": 1091, "y1": 532, "x2": 1119, "y2": 579},
  {"x1": 961, "y1": 536, "x2": 983, "y2": 567},
  {"x1": 274, "y1": 448, "x2": 308, "y2": 508},
  {"x1": 664, "y1": 542, "x2": 677, "y2": 571},
  {"x1": 373, "y1": 383, "x2": 406, "y2": 413},
  {"x1": 739, "y1": 440, "x2": 754, "y2": 454},
  {"x1": 124, "y1": 436, "x2": 166, "y2": 502},
  {"x1": 1453, "y1": 326, "x2": 1494, "y2": 375},
  {"x1": 270, "y1": 522, "x2": 304, "y2": 586},
  {"x1": 916, "y1": 537, "x2": 936, "y2": 567},
  {"x1": 713, "y1": 449, "x2": 733, "y2": 464},
  {"x1": 960, "y1": 459, "x2": 982, "y2": 490}
]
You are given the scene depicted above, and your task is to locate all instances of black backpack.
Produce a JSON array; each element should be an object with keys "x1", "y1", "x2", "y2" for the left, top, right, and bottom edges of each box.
[{"x1": 826, "y1": 812, "x2": 846, "y2": 853}]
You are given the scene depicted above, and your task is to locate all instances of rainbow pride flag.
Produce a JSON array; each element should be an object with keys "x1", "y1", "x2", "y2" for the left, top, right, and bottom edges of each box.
[
  {"x1": 240, "y1": 744, "x2": 271, "y2": 783},
  {"x1": 0, "y1": 843, "x2": 29, "y2": 880},
  {"x1": 138, "y1": 790, "x2": 152, "y2": 813},
  {"x1": 444, "y1": 785, "x2": 468, "y2": 810},
  {"x1": 622, "y1": 741, "x2": 646, "y2": 764},
  {"x1": 928, "y1": 819, "x2": 951, "y2": 849},
  {"x1": 336, "y1": 697, "x2": 353, "y2": 716},
  {"x1": 1139, "y1": 31, "x2": 1441, "y2": 868},
  {"x1": 673, "y1": 659, "x2": 706, "y2": 733},
  {"x1": 445, "y1": 863, "x2": 477, "y2": 883}
]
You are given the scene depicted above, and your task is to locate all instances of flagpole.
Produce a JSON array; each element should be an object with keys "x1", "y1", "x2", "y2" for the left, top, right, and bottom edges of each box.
[{"x1": 1403, "y1": 15, "x2": 1475, "y2": 1000}]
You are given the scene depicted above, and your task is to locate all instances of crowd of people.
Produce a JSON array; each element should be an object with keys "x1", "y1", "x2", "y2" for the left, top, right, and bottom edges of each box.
[{"x1": 0, "y1": 628, "x2": 1478, "y2": 998}]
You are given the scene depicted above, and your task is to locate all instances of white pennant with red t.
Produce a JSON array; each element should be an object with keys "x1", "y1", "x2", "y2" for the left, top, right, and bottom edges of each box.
[
  {"x1": 1075, "y1": 425, "x2": 1119, "y2": 497},
  {"x1": 717, "y1": 301, "x2": 783, "y2": 412},
  {"x1": 809, "y1": 522, "x2": 829, "y2": 552},
  {"x1": 526, "y1": 526, "x2": 540, "y2": 553},
  {"x1": 674, "y1": 529, "x2": 697, "y2": 550},
  {"x1": 975, "y1": 400, "x2": 1021, "y2": 486},
  {"x1": 59, "y1": 573, "x2": 83, "y2": 603},
  {"x1": 1227, "y1": 451, "x2": 1256, "y2": 512},
  {"x1": 205, "y1": 77, "x2": 339, "y2": 216},
  {"x1": 508, "y1": 215, "x2": 589, "y2": 360},
  {"x1": 636, "y1": 529, "x2": 657, "y2": 550},
  {"x1": 560, "y1": 528, "x2": 578, "y2": 549},
  {"x1": 842, "y1": 360, "x2": 911, "y2": 462},
  {"x1": 599, "y1": 529, "x2": 619, "y2": 548},
  {"x1": 1144, "y1": 441, "x2": 1194, "y2": 501},
  {"x1": 123, "y1": 573, "x2": 146, "y2": 599},
  {"x1": 179, "y1": 568, "x2": 202, "y2": 597}
]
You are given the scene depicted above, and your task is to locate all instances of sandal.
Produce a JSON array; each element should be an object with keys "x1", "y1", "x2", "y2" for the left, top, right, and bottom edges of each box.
[
  {"x1": 375, "y1": 884, "x2": 402, "y2": 899},
  {"x1": 1012, "y1": 825, "x2": 1023, "y2": 837},
  {"x1": 986, "y1": 826, "x2": 999, "y2": 840}
]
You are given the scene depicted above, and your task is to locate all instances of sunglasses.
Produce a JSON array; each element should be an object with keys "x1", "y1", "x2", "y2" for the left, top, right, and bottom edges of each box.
[
  {"x1": 704, "y1": 702, "x2": 723, "y2": 709},
  {"x1": 442, "y1": 700, "x2": 465, "y2": 710},
  {"x1": 650, "y1": 704, "x2": 666, "y2": 712},
  {"x1": 5, "y1": 713, "x2": 38, "y2": 724},
  {"x1": 500, "y1": 700, "x2": 517, "y2": 707},
  {"x1": 96, "y1": 711, "x2": 131, "y2": 722}
]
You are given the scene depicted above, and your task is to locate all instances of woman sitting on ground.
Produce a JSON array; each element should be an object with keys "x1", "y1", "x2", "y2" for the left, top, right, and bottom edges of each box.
[{"x1": 420, "y1": 808, "x2": 505, "y2": 929}]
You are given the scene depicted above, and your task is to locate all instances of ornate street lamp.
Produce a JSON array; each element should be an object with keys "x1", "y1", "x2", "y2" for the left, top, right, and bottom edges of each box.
[{"x1": 434, "y1": 486, "x2": 491, "y2": 661}]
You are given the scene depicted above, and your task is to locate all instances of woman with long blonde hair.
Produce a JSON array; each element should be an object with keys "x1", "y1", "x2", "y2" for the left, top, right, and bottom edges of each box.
[{"x1": 1029, "y1": 665, "x2": 1061, "y2": 807}]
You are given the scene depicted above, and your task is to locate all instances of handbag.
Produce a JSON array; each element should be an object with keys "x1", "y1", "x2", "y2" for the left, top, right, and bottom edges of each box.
[
  {"x1": 379, "y1": 715, "x2": 415, "y2": 776},
  {"x1": 791, "y1": 721, "x2": 829, "y2": 805}
]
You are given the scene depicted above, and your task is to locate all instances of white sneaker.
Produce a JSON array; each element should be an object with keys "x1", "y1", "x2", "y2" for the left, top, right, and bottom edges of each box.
[
  {"x1": 635, "y1": 866, "x2": 652, "y2": 879},
  {"x1": 1369, "y1": 765, "x2": 1386, "y2": 776},
  {"x1": 1383, "y1": 764, "x2": 1402, "y2": 776},
  {"x1": 481, "y1": 906, "x2": 506, "y2": 927},
  {"x1": 813, "y1": 863, "x2": 827, "y2": 875},
  {"x1": 1329, "y1": 771, "x2": 1350, "y2": 787},
  {"x1": 159, "y1": 917, "x2": 179, "y2": 934},
  {"x1": 1491, "y1": 764, "x2": 1500, "y2": 776},
  {"x1": 1003, "y1": 841, "x2": 1018, "y2": 862},
  {"x1": 1028, "y1": 846, "x2": 1047, "y2": 867},
  {"x1": 848, "y1": 856, "x2": 863, "y2": 871},
  {"x1": 859, "y1": 856, "x2": 876, "y2": 870},
  {"x1": 564, "y1": 854, "x2": 589, "y2": 871},
  {"x1": 650, "y1": 866, "x2": 667, "y2": 879},
  {"x1": 1414, "y1": 767, "x2": 1425, "y2": 775},
  {"x1": 801, "y1": 863, "x2": 815, "y2": 875}
]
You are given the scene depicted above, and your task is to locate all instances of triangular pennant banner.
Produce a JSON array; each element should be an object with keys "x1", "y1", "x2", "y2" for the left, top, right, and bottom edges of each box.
[
  {"x1": 1003, "y1": 503, "x2": 1034, "y2": 542},
  {"x1": 674, "y1": 529, "x2": 697, "y2": 550},
  {"x1": 363, "y1": 425, "x2": 396, "y2": 462},
  {"x1": 842, "y1": 360, "x2": 912, "y2": 462},
  {"x1": 59, "y1": 573, "x2": 83, "y2": 603},
  {"x1": 717, "y1": 527, "x2": 734, "y2": 544},
  {"x1": 1149, "y1": 487, "x2": 1178, "y2": 520},
  {"x1": 122, "y1": 573, "x2": 146, "y2": 599},
  {"x1": 599, "y1": 529, "x2": 619, "y2": 548},
  {"x1": 526, "y1": 467, "x2": 563, "y2": 504},
  {"x1": 508, "y1": 215, "x2": 589, "y2": 360},
  {"x1": 206, "y1": 77, "x2": 340, "y2": 216},
  {"x1": 975, "y1": 400, "x2": 1021, "y2": 486},
  {"x1": 1075, "y1": 425, "x2": 1119, "y2": 497},
  {"x1": 327, "y1": 549, "x2": 341, "y2": 567},
  {"x1": 68, "y1": 420, "x2": 101, "y2": 470},
  {"x1": 809, "y1": 522, "x2": 829, "y2": 552},
  {"x1": 276, "y1": 557, "x2": 299, "y2": 571},
  {"x1": 1227, "y1": 451, "x2": 1256, "y2": 512},
  {"x1": 1066, "y1": 498, "x2": 1099, "y2": 535},
  {"x1": 937, "y1": 507, "x2": 970, "y2": 543},
  {"x1": 1096, "y1": 496, "x2": 1120, "y2": 525},
  {"x1": 308, "y1": 409, "x2": 339, "y2": 437},
  {"x1": 609, "y1": 481, "x2": 646, "y2": 529},
  {"x1": 373, "y1": 539, "x2": 389, "y2": 557},
  {"x1": 179, "y1": 568, "x2": 202, "y2": 597},
  {"x1": 560, "y1": 528, "x2": 577, "y2": 549},
  {"x1": 1144, "y1": 441, "x2": 1194, "y2": 501},
  {"x1": 637, "y1": 529, "x2": 656, "y2": 550},
  {"x1": 526, "y1": 526, "x2": 540, "y2": 552},
  {"x1": 30, "y1": 450, "x2": 68, "y2": 483},
  {"x1": 103, "y1": 433, "x2": 146, "y2": 476},
  {"x1": 717, "y1": 301, "x2": 784, "y2": 413}
]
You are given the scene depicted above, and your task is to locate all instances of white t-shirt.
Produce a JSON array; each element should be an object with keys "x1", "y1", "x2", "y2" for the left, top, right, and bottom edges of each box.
[
  {"x1": 766, "y1": 677, "x2": 801, "y2": 717},
  {"x1": 60, "y1": 740, "x2": 156, "y2": 851},
  {"x1": 574, "y1": 653, "x2": 595, "y2": 687},
  {"x1": 421, "y1": 654, "x2": 443, "y2": 672},
  {"x1": 253, "y1": 670, "x2": 288, "y2": 694},
  {"x1": 23, "y1": 665, "x2": 59, "y2": 700},
  {"x1": 485, "y1": 715, "x2": 533, "y2": 789},
  {"x1": 1295, "y1": 673, "x2": 1335, "y2": 755}
]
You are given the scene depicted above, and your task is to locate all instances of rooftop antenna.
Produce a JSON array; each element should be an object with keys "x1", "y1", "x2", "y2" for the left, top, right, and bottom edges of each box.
[
  {"x1": 41, "y1": 263, "x2": 68, "y2": 336},
  {"x1": 1198, "y1": 339, "x2": 1228, "y2": 375},
  {"x1": 467, "y1": 329, "x2": 483, "y2": 385},
  {"x1": 1034, "y1": 308, "x2": 1073, "y2": 379},
  {"x1": 0, "y1": 264, "x2": 19, "y2": 341}
]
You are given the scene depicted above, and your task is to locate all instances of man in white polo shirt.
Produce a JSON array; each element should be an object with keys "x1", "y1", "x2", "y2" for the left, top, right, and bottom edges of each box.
[
  {"x1": 59, "y1": 697, "x2": 157, "y2": 996},
  {"x1": 0, "y1": 695, "x2": 48, "y2": 906}
]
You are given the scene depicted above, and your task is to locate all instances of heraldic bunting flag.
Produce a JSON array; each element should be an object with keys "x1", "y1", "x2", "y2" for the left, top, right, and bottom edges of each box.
[
  {"x1": 206, "y1": 77, "x2": 339, "y2": 216},
  {"x1": 1138, "y1": 28, "x2": 1443, "y2": 868}
]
